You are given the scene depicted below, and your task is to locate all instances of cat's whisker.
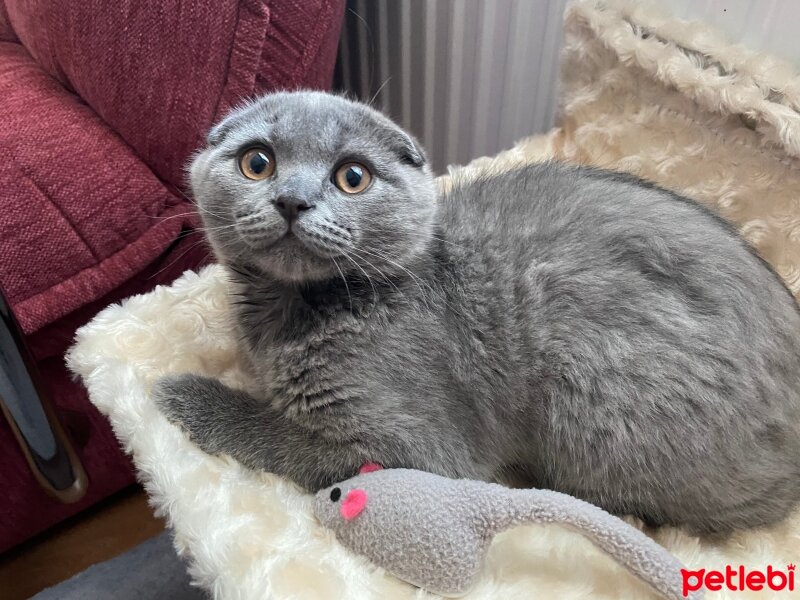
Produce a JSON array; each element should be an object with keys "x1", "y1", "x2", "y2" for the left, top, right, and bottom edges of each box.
[
  {"x1": 193, "y1": 201, "x2": 240, "y2": 223},
  {"x1": 303, "y1": 223, "x2": 404, "y2": 303},
  {"x1": 150, "y1": 204, "x2": 237, "y2": 226},
  {"x1": 344, "y1": 247, "x2": 402, "y2": 299},
  {"x1": 330, "y1": 255, "x2": 353, "y2": 315},
  {"x1": 194, "y1": 223, "x2": 243, "y2": 234},
  {"x1": 146, "y1": 236, "x2": 210, "y2": 281},
  {"x1": 358, "y1": 246, "x2": 466, "y2": 318},
  {"x1": 353, "y1": 246, "x2": 437, "y2": 309},
  {"x1": 338, "y1": 249, "x2": 379, "y2": 305},
  {"x1": 369, "y1": 76, "x2": 391, "y2": 107},
  {"x1": 148, "y1": 211, "x2": 198, "y2": 224},
  {"x1": 196, "y1": 210, "x2": 278, "y2": 235},
  {"x1": 364, "y1": 226, "x2": 471, "y2": 253}
]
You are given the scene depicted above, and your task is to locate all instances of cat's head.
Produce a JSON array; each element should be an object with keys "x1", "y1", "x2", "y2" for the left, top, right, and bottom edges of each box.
[{"x1": 190, "y1": 91, "x2": 437, "y2": 282}]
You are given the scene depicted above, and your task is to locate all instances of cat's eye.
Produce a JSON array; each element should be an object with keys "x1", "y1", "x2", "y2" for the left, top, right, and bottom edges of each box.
[
  {"x1": 239, "y1": 147, "x2": 276, "y2": 180},
  {"x1": 333, "y1": 162, "x2": 372, "y2": 194}
]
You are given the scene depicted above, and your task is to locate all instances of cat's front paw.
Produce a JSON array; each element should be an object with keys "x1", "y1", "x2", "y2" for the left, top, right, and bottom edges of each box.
[
  {"x1": 153, "y1": 373, "x2": 265, "y2": 462},
  {"x1": 152, "y1": 373, "x2": 224, "y2": 454},
  {"x1": 153, "y1": 374, "x2": 195, "y2": 426}
]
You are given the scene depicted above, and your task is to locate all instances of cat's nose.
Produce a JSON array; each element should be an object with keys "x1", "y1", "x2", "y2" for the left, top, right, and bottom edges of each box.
[{"x1": 274, "y1": 195, "x2": 314, "y2": 223}]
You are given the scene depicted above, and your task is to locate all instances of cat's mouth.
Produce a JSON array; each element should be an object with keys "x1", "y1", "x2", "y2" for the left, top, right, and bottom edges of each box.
[
  {"x1": 239, "y1": 224, "x2": 342, "y2": 258},
  {"x1": 239, "y1": 225, "x2": 349, "y2": 282},
  {"x1": 235, "y1": 217, "x2": 298, "y2": 251},
  {"x1": 253, "y1": 228, "x2": 302, "y2": 252},
  {"x1": 232, "y1": 216, "x2": 354, "y2": 281},
  {"x1": 292, "y1": 225, "x2": 352, "y2": 259}
]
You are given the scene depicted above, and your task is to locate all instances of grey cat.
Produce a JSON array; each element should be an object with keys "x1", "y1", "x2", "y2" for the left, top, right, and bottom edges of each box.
[{"x1": 155, "y1": 91, "x2": 800, "y2": 535}]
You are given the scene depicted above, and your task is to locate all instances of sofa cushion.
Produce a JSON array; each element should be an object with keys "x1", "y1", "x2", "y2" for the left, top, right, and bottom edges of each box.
[
  {"x1": 2, "y1": 0, "x2": 344, "y2": 188},
  {"x1": 0, "y1": 231, "x2": 210, "y2": 555},
  {"x1": 0, "y1": 1, "x2": 15, "y2": 42},
  {"x1": 0, "y1": 42, "x2": 198, "y2": 334}
]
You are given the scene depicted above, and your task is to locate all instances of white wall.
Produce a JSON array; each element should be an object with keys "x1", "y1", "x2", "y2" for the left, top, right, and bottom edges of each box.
[{"x1": 671, "y1": 0, "x2": 800, "y2": 67}]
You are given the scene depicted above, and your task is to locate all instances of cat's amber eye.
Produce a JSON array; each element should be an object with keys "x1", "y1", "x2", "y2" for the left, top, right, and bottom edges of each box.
[
  {"x1": 333, "y1": 162, "x2": 372, "y2": 194},
  {"x1": 239, "y1": 147, "x2": 276, "y2": 180}
]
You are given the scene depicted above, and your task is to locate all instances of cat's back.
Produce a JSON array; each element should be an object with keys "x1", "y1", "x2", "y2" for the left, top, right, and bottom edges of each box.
[
  {"x1": 438, "y1": 161, "x2": 794, "y2": 315},
  {"x1": 437, "y1": 160, "x2": 800, "y2": 411},
  {"x1": 439, "y1": 161, "x2": 743, "y2": 262}
]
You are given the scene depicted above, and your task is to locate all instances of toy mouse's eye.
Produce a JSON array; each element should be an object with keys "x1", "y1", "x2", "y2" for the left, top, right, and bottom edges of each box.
[
  {"x1": 239, "y1": 147, "x2": 276, "y2": 180},
  {"x1": 333, "y1": 162, "x2": 372, "y2": 194},
  {"x1": 330, "y1": 487, "x2": 342, "y2": 502}
]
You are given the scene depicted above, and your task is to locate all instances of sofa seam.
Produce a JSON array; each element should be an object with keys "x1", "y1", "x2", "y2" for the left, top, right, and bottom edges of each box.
[
  {"x1": 8, "y1": 41, "x2": 187, "y2": 210},
  {"x1": 292, "y1": 0, "x2": 339, "y2": 86},
  {"x1": 211, "y1": 0, "x2": 245, "y2": 123},
  {"x1": 1, "y1": 141, "x2": 100, "y2": 262},
  {"x1": 13, "y1": 202, "x2": 196, "y2": 332}
]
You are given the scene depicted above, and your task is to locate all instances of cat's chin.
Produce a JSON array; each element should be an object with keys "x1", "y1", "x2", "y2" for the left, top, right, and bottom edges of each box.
[{"x1": 249, "y1": 235, "x2": 337, "y2": 283}]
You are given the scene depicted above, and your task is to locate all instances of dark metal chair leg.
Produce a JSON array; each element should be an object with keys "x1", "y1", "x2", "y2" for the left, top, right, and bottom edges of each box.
[{"x1": 0, "y1": 283, "x2": 88, "y2": 503}]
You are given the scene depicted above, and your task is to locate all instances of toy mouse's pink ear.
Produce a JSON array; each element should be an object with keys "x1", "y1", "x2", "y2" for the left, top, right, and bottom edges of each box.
[
  {"x1": 359, "y1": 462, "x2": 383, "y2": 474},
  {"x1": 341, "y1": 489, "x2": 367, "y2": 520}
]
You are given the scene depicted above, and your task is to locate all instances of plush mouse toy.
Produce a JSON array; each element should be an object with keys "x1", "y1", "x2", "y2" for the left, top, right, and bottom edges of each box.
[{"x1": 314, "y1": 467, "x2": 702, "y2": 600}]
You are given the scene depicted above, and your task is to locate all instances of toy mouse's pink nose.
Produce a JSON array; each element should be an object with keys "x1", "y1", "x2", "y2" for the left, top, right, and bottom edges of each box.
[{"x1": 340, "y1": 489, "x2": 367, "y2": 520}]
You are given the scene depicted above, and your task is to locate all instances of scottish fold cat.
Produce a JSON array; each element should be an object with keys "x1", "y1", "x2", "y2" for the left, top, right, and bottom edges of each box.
[{"x1": 156, "y1": 91, "x2": 800, "y2": 534}]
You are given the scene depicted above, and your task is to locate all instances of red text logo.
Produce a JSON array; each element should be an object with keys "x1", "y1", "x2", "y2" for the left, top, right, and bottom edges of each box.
[{"x1": 682, "y1": 564, "x2": 795, "y2": 596}]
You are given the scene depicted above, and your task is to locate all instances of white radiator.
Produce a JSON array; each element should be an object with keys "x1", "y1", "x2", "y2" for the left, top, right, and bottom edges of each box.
[{"x1": 335, "y1": 0, "x2": 568, "y2": 173}]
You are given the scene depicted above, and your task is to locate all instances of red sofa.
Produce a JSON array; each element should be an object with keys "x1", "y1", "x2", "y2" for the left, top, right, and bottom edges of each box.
[{"x1": 0, "y1": 0, "x2": 343, "y2": 553}]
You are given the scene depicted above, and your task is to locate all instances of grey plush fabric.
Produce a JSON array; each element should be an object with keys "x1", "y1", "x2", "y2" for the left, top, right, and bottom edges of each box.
[
  {"x1": 315, "y1": 468, "x2": 702, "y2": 599},
  {"x1": 32, "y1": 532, "x2": 206, "y2": 600}
]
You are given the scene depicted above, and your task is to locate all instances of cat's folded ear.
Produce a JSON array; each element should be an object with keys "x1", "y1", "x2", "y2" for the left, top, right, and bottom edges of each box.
[
  {"x1": 207, "y1": 102, "x2": 255, "y2": 145},
  {"x1": 388, "y1": 129, "x2": 427, "y2": 168},
  {"x1": 207, "y1": 118, "x2": 234, "y2": 146}
]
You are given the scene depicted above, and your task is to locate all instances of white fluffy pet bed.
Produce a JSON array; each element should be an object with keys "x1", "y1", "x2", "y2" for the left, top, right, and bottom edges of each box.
[{"x1": 68, "y1": 1, "x2": 800, "y2": 598}]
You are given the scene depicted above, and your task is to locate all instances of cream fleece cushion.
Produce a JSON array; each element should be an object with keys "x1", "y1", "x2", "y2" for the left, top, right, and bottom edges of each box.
[{"x1": 68, "y1": 1, "x2": 800, "y2": 598}]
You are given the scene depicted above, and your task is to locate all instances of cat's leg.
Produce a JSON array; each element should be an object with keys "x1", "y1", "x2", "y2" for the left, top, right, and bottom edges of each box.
[
  {"x1": 153, "y1": 374, "x2": 485, "y2": 490},
  {"x1": 153, "y1": 374, "x2": 370, "y2": 489}
]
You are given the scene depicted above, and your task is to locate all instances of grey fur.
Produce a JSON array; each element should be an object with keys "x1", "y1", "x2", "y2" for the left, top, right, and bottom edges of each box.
[{"x1": 155, "y1": 91, "x2": 800, "y2": 535}]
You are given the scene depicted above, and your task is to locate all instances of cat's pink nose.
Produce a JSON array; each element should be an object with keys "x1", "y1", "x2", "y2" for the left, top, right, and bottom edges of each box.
[{"x1": 340, "y1": 489, "x2": 367, "y2": 520}]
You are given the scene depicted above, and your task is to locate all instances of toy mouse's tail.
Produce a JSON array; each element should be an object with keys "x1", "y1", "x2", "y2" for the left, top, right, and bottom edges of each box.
[{"x1": 501, "y1": 488, "x2": 702, "y2": 600}]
